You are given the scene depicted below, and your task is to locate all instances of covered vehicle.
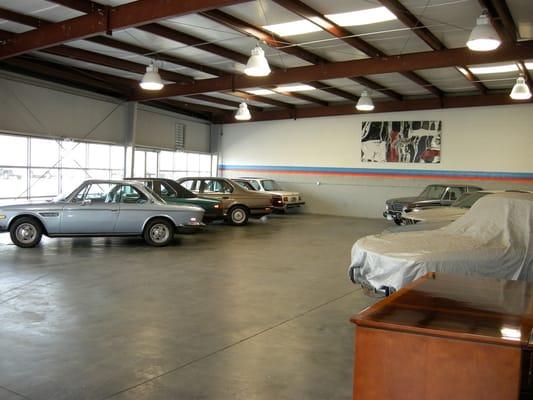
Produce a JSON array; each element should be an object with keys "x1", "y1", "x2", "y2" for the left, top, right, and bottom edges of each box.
[
  {"x1": 349, "y1": 192, "x2": 533, "y2": 296},
  {"x1": 127, "y1": 177, "x2": 224, "y2": 222},
  {"x1": 0, "y1": 180, "x2": 204, "y2": 248}
]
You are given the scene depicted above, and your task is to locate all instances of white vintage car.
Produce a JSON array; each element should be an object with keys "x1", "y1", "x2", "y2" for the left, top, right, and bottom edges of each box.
[
  {"x1": 234, "y1": 177, "x2": 305, "y2": 211},
  {"x1": 348, "y1": 192, "x2": 533, "y2": 296}
]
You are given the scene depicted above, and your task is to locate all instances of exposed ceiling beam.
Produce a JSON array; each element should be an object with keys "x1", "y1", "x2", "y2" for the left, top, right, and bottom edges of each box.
[
  {"x1": 132, "y1": 41, "x2": 533, "y2": 100},
  {"x1": 270, "y1": 0, "x2": 442, "y2": 97},
  {"x1": 231, "y1": 90, "x2": 296, "y2": 109},
  {"x1": 477, "y1": 0, "x2": 514, "y2": 43},
  {"x1": 0, "y1": 8, "x2": 48, "y2": 28},
  {"x1": 517, "y1": 61, "x2": 533, "y2": 85},
  {"x1": 41, "y1": 45, "x2": 194, "y2": 84},
  {"x1": 188, "y1": 94, "x2": 263, "y2": 112},
  {"x1": 490, "y1": 0, "x2": 518, "y2": 42},
  {"x1": 377, "y1": 0, "x2": 487, "y2": 94},
  {"x1": 272, "y1": 90, "x2": 329, "y2": 107},
  {"x1": 0, "y1": 0, "x2": 252, "y2": 60},
  {"x1": 201, "y1": 9, "x2": 402, "y2": 101},
  {"x1": 85, "y1": 36, "x2": 226, "y2": 77},
  {"x1": 214, "y1": 93, "x2": 531, "y2": 123}
]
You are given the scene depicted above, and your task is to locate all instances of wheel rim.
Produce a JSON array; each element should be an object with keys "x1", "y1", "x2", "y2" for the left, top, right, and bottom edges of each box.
[
  {"x1": 16, "y1": 223, "x2": 37, "y2": 244},
  {"x1": 232, "y1": 209, "x2": 245, "y2": 223},
  {"x1": 149, "y1": 223, "x2": 170, "y2": 243}
]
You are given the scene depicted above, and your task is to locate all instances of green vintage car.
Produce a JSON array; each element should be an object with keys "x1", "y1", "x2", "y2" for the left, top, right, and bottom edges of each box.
[{"x1": 127, "y1": 178, "x2": 224, "y2": 222}]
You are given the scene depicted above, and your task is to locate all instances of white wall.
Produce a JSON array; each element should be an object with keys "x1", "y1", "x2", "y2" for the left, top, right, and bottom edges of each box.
[
  {"x1": 219, "y1": 104, "x2": 533, "y2": 217},
  {"x1": 0, "y1": 72, "x2": 212, "y2": 153}
]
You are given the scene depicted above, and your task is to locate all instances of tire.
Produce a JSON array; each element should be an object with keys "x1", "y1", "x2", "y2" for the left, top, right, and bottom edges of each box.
[
  {"x1": 227, "y1": 205, "x2": 249, "y2": 226},
  {"x1": 393, "y1": 217, "x2": 403, "y2": 226},
  {"x1": 10, "y1": 217, "x2": 43, "y2": 248},
  {"x1": 143, "y1": 218, "x2": 174, "y2": 247}
]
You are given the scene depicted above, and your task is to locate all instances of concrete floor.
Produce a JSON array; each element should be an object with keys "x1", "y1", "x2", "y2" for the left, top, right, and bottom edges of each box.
[{"x1": 0, "y1": 214, "x2": 388, "y2": 400}]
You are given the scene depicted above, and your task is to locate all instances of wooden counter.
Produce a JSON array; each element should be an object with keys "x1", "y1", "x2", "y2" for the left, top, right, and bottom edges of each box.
[{"x1": 350, "y1": 272, "x2": 533, "y2": 400}]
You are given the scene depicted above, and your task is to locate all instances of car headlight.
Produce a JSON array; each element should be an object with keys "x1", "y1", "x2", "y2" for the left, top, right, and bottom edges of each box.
[
  {"x1": 0, "y1": 215, "x2": 5, "y2": 219},
  {"x1": 213, "y1": 204, "x2": 220, "y2": 209},
  {"x1": 190, "y1": 217, "x2": 197, "y2": 223}
]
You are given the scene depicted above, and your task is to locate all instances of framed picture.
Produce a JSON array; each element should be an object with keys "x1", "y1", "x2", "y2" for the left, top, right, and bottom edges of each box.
[{"x1": 361, "y1": 120, "x2": 441, "y2": 163}]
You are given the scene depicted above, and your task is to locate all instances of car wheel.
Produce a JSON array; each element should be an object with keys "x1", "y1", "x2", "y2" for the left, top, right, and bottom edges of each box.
[
  {"x1": 10, "y1": 217, "x2": 43, "y2": 248},
  {"x1": 144, "y1": 218, "x2": 174, "y2": 247},
  {"x1": 227, "y1": 206, "x2": 249, "y2": 226},
  {"x1": 393, "y1": 217, "x2": 403, "y2": 226}
]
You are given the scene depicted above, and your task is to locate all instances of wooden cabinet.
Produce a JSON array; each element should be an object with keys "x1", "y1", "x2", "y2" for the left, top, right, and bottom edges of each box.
[{"x1": 350, "y1": 273, "x2": 533, "y2": 400}]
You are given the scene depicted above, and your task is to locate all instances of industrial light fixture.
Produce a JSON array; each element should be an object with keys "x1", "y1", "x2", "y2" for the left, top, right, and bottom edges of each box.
[
  {"x1": 235, "y1": 102, "x2": 251, "y2": 120},
  {"x1": 140, "y1": 62, "x2": 164, "y2": 90},
  {"x1": 244, "y1": 46, "x2": 271, "y2": 77},
  {"x1": 356, "y1": 90, "x2": 375, "y2": 111},
  {"x1": 510, "y1": 76, "x2": 532, "y2": 100},
  {"x1": 466, "y1": 10, "x2": 501, "y2": 52}
]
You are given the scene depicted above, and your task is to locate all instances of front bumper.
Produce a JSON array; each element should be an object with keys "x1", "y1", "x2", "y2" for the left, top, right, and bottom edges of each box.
[{"x1": 383, "y1": 210, "x2": 402, "y2": 220}]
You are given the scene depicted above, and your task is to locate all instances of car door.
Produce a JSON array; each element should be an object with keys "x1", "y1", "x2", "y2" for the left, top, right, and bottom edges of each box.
[
  {"x1": 113, "y1": 185, "x2": 153, "y2": 233},
  {"x1": 61, "y1": 182, "x2": 120, "y2": 234}
]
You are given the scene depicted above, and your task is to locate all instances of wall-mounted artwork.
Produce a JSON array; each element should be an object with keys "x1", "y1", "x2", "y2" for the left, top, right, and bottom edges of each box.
[{"x1": 361, "y1": 120, "x2": 441, "y2": 163}]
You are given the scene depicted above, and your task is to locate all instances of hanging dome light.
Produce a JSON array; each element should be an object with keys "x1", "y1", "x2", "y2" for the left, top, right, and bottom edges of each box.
[
  {"x1": 467, "y1": 11, "x2": 501, "y2": 51},
  {"x1": 244, "y1": 46, "x2": 271, "y2": 77},
  {"x1": 356, "y1": 90, "x2": 375, "y2": 111},
  {"x1": 140, "y1": 63, "x2": 164, "y2": 90},
  {"x1": 235, "y1": 102, "x2": 251, "y2": 120},
  {"x1": 510, "y1": 76, "x2": 532, "y2": 100}
]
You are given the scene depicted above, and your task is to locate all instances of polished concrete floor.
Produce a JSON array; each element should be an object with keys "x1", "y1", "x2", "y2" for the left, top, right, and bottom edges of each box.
[{"x1": 0, "y1": 214, "x2": 388, "y2": 400}]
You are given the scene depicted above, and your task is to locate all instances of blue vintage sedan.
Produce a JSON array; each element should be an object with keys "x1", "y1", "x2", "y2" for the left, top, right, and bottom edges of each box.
[{"x1": 0, "y1": 180, "x2": 204, "y2": 248}]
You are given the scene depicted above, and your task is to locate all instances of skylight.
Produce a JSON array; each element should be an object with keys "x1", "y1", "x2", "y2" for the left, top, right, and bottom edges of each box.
[
  {"x1": 263, "y1": 20, "x2": 321, "y2": 37},
  {"x1": 325, "y1": 7, "x2": 397, "y2": 27},
  {"x1": 275, "y1": 84, "x2": 316, "y2": 92},
  {"x1": 468, "y1": 64, "x2": 519, "y2": 74},
  {"x1": 245, "y1": 89, "x2": 276, "y2": 96},
  {"x1": 263, "y1": 7, "x2": 397, "y2": 37}
]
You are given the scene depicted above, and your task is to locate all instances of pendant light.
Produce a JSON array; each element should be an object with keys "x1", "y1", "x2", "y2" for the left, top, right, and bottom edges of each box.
[
  {"x1": 244, "y1": 46, "x2": 271, "y2": 77},
  {"x1": 467, "y1": 11, "x2": 501, "y2": 52},
  {"x1": 510, "y1": 76, "x2": 532, "y2": 100},
  {"x1": 356, "y1": 90, "x2": 375, "y2": 111},
  {"x1": 235, "y1": 102, "x2": 251, "y2": 120},
  {"x1": 140, "y1": 62, "x2": 164, "y2": 91}
]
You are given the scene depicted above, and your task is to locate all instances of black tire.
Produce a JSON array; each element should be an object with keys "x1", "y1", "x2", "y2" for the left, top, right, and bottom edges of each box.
[
  {"x1": 10, "y1": 217, "x2": 43, "y2": 248},
  {"x1": 393, "y1": 217, "x2": 403, "y2": 226},
  {"x1": 227, "y1": 205, "x2": 249, "y2": 226},
  {"x1": 143, "y1": 218, "x2": 174, "y2": 247}
]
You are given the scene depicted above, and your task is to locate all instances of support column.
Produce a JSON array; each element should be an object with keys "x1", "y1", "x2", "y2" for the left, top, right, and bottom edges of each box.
[{"x1": 124, "y1": 101, "x2": 137, "y2": 178}]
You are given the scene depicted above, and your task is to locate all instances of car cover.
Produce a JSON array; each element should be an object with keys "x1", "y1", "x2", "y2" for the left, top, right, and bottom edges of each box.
[{"x1": 349, "y1": 192, "x2": 533, "y2": 293}]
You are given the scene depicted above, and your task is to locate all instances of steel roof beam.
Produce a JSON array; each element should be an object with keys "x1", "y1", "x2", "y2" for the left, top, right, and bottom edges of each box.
[
  {"x1": 131, "y1": 41, "x2": 533, "y2": 100},
  {"x1": 271, "y1": 0, "x2": 442, "y2": 97},
  {"x1": 0, "y1": 0, "x2": 252, "y2": 60}
]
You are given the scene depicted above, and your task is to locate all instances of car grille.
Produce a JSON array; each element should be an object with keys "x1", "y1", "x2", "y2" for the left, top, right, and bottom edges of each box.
[{"x1": 390, "y1": 203, "x2": 404, "y2": 211}]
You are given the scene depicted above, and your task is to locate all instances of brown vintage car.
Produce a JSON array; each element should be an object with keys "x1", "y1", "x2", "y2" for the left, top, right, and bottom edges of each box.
[{"x1": 176, "y1": 177, "x2": 278, "y2": 226}]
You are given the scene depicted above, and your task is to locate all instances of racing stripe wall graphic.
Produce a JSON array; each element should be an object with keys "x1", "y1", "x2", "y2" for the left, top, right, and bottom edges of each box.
[{"x1": 219, "y1": 165, "x2": 533, "y2": 183}]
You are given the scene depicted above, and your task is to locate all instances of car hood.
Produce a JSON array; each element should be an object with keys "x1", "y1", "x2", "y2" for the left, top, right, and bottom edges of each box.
[
  {"x1": 386, "y1": 196, "x2": 420, "y2": 205},
  {"x1": 404, "y1": 206, "x2": 467, "y2": 222},
  {"x1": 0, "y1": 201, "x2": 66, "y2": 211}
]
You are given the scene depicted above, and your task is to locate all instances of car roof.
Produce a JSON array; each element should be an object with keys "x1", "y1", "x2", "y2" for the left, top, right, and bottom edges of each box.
[{"x1": 238, "y1": 177, "x2": 273, "y2": 180}]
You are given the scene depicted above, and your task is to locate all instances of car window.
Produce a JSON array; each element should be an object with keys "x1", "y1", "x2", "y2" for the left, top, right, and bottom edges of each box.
[
  {"x1": 73, "y1": 183, "x2": 119, "y2": 203},
  {"x1": 249, "y1": 180, "x2": 261, "y2": 191},
  {"x1": 261, "y1": 180, "x2": 282, "y2": 191},
  {"x1": 159, "y1": 182, "x2": 177, "y2": 198},
  {"x1": 202, "y1": 179, "x2": 233, "y2": 194},
  {"x1": 180, "y1": 179, "x2": 197, "y2": 191},
  {"x1": 419, "y1": 185, "x2": 446, "y2": 200},
  {"x1": 116, "y1": 185, "x2": 148, "y2": 204},
  {"x1": 235, "y1": 180, "x2": 255, "y2": 190},
  {"x1": 446, "y1": 187, "x2": 464, "y2": 201}
]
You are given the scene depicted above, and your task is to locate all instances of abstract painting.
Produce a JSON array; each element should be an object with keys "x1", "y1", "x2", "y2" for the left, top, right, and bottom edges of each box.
[{"x1": 361, "y1": 120, "x2": 441, "y2": 163}]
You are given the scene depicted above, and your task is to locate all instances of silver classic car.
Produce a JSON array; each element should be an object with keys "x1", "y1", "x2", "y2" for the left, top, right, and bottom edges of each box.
[{"x1": 0, "y1": 180, "x2": 204, "y2": 248}]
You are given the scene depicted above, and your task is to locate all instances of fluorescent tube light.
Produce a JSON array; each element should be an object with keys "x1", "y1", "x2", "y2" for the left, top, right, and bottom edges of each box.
[
  {"x1": 246, "y1": 89, "x2": 276, "y2": 96},
  {"x1": 274, "y1": 84, "x2": 316, "y2": 92},
  {"x1": 468, "y1": 64, "x2": 518, "y2": 74},
  {"x1": 263, "y1": 20, "x2": 321, "y2": 37},
  {"x1": 326, "y1": 7, "x2": 396, "y2": 27}
]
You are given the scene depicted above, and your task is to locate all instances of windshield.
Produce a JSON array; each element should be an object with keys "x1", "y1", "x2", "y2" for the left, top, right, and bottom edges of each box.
[
  {"x1": 419, "y1": 185, "x2": 446, "y2": 200},
  {"x1": 261, "y1": 180, "x2": 283, "y2": 191},
  {"x1": 452, "y1": 191, "x2": 488, "y2": 208}
]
